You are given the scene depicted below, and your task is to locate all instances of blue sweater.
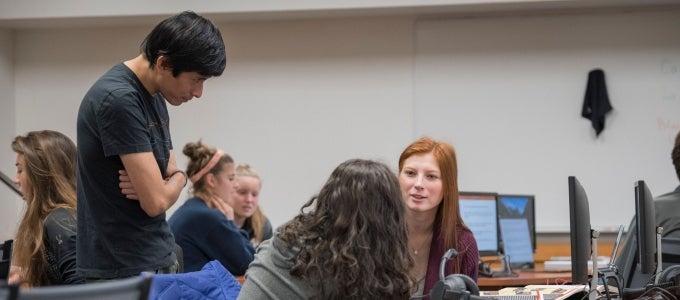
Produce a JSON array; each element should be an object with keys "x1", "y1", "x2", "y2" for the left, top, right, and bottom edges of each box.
[{"x1": 169, "y1": 198, "x2": 255, "y2": 274}]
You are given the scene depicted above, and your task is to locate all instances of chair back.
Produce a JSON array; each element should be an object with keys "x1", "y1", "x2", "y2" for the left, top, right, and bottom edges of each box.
[
  {"x1": 18, "y1": 273, "x2": 153, "y2": 300},
  {"x1": 0, "y1": 283, "x2": 18, "y2": 300},
  {"x1": 0, "y1": 240, "x2": 13, "y2": 281}
]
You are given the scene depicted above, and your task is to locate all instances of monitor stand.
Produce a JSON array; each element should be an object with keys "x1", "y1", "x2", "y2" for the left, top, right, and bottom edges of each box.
[
  {"x1": 654, "y1": 226, "x2": 664, "y2": 285},
  {"x1": 491, "y1": 254, "x2": 518, "y2": 278},
  {"x1": 590, "y1": 229, "x2": 600, "y2": 300}
]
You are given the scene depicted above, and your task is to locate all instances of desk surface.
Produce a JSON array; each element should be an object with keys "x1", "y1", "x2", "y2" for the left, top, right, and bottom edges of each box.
[
  {"x1": 477, "y1": 270, "x2": 572, "y2": 290},
  {"x1": 237, "y1": 271, "x2": 570, "y2": 289}
]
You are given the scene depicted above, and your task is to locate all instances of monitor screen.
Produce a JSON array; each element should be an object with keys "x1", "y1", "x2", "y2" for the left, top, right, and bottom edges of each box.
[
  {"x1": 499, "y1": 218, "x2": 535, "y2": 269},
  {"x1": 569, "y1": 176, "x2": 592, "y2": 285},
  {"x1": 635, "y1": 180, "x2": 656, "y2": 275},
  {"x1": 459, "y1": 191, "x2": 499, "y2": 256},
  {"x1": 498, "y1": 194, "x2": 536, "y2": 269},
  {"x1": 497, "y1": 194, "x2": 536, "y2": 252}
]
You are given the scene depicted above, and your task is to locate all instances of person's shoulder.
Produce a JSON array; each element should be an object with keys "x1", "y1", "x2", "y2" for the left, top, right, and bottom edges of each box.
[
  {"x1": 100, "y1": 63, "x2": 133, "y2": 80},
  {"x1": 173, "y1": 198, "x2": 211, "y2": 215},
  {"x1": 655, "y1": 189, "x2": 680, "y2": 200},
  {"x1": 457, "y1": 227, "x2": 477, "y2": 242},
  {"x1": 259, "y1": 236, "x2": 275, "y2": 251},
  {"x1": 89, "y1": 63, "x2": 128, "y2": 87},
  {"x1": 86, "y1": 63, "x2": 142, "y2": 100},
  {"x1": 654, "y1": 189, "x2": 680, "y2": 207},
  {"x1": 455, "y1": 227, "x2": 479, "y2": 258},
  {"x1": 45, "y1": 207, "x2": 76, "y2": 223},
  {"x1": 172, "y1": 199, "x2": 228, "y2": 222},
  {"x1": 265, "y1": 235, "x2": 296, "y2": 261},
  {"x1": 44, "y1": 207, "x2": 77, "y2": 233}
]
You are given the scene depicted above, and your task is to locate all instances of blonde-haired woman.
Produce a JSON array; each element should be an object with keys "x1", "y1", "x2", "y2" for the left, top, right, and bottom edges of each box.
[
  {"x1": 10, "y1": 130, "x2": 84, "y2": 287},
  {"x1": 233, "y1": 164, "x2": 273, "y2": 247}
]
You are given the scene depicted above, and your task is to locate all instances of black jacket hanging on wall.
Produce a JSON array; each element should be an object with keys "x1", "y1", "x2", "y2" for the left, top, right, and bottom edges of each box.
[{"x1": 582, "y1": 68, "x2": 613, "y2": 136}]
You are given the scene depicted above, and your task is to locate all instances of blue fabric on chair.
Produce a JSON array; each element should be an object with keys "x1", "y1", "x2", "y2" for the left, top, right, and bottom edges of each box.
[{"x1": 148, "y1": 260, "x2": 241, "y2": 300}]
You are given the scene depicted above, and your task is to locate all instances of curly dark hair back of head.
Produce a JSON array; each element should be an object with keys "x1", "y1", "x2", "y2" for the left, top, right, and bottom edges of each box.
[{"x1": 277, "y1": 159, "x2": 415, "y2": 299}]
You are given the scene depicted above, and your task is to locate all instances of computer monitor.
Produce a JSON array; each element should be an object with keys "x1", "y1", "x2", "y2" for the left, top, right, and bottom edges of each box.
[
  {"x1": 568, "y1": 176, "x2": 592, "y2": 285},
  {"x1": 497, "y1": 194, "x2": 536, "y2": 269},
  {"x1": 459, "y1": 191, "x2": 500, "y2": 256},
  {"x1": 613, "y1": 180, "x2": 664, "y2": 290},
  {"x1": 635, "y1": 180, "x2": 656, "y2": 275},
  {"x1": 497, "y1": 194, "x2": 536, "y2": 252}
]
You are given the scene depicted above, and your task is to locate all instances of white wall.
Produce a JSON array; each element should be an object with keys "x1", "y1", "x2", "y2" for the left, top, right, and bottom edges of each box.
[
  {"x1": 414, "y1": 10, "x2": 680, "y2": 232},
  {"x1": 10, "y1": 17, "x2": 415, "y2": 235},
  {"x1": 2, "y1": 8, "x2": 680, "y2": 240},
  {"x1": 3, "y1": 0, "x2": 670, "y2": 21},
  {"x1": 0, "y1": 29, "x2": 20, "y2": 241}
]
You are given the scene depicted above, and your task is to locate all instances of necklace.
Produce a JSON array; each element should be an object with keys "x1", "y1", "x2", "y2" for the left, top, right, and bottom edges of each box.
[{"x1": 411, "y1": 231, "x2": 433, "y2": 256}]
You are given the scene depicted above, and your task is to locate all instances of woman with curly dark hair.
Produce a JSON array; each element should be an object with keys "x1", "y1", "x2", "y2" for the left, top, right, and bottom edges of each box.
[{"x1": 238, "y1": 158, "x2": 416, "y2": 299}]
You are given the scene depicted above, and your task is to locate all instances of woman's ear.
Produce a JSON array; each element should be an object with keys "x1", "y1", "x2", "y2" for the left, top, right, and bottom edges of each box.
[{"x1": 204, "y1": 173, "x2": 216, "y2": 188}]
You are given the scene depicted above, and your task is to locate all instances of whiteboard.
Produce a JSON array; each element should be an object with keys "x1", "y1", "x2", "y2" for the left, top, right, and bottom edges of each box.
[{"x1": 414, "y1": 10, "x2": 680, "y2": 232}]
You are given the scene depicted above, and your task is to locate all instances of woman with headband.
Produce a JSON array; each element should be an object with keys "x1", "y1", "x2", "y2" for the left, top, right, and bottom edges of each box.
[{"x1": 168, "y1": 140, "x2": 255, "y2": 274}]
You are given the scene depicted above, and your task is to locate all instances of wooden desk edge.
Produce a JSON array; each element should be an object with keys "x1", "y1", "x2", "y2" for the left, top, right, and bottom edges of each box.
[{"x1": 477, "y1": 270, "x2": 572, "y2": 290}]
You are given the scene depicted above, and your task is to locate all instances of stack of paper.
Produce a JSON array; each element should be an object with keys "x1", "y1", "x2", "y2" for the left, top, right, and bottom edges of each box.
[{"x1": 480, "y1": 285, "x2": 587, "y2": 300}]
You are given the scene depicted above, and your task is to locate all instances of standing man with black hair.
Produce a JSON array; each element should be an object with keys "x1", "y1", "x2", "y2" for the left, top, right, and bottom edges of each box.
[{"x1": 76, "y1": 11, "x2": 227, "y2": 280}]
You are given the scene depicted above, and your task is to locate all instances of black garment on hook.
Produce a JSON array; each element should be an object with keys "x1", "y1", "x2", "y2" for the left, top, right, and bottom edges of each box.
[{"x1": 582, "y1": 69, "x2": 613, "y2": 136}]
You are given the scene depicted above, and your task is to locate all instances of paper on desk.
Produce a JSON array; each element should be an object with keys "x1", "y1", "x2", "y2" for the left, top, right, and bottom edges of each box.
[{"x1": 480, "y1": 285, "x2": 587, "y2": 300}]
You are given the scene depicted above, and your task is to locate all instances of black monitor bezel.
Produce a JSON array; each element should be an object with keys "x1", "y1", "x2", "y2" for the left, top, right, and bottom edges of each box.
[
  {"x1": 568, "y1": 176, "x2": 592, "y2": 285},
  {"x1": 634, "y1": 180, "x2": 656, "y2": 275}
]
